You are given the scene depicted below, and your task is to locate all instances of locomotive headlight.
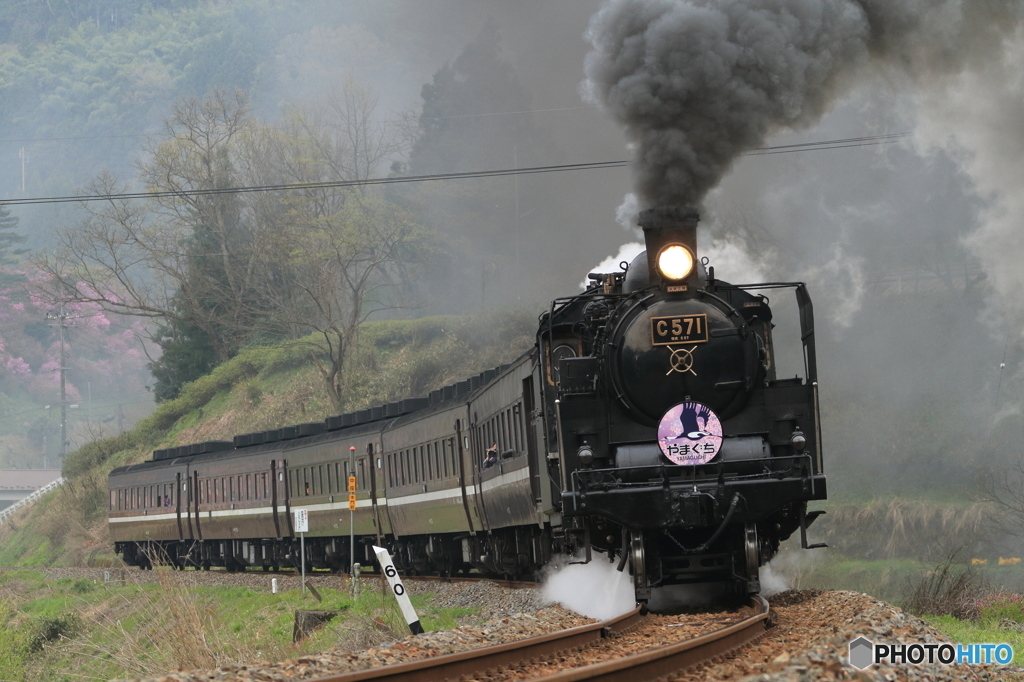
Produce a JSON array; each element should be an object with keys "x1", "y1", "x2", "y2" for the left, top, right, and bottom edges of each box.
[
  {"x1": 577, "y1": 445, "x2": 594, "y2": 467},
  {"x1": 790, "y1": 429, "x2": 807, "y2": 453},
  {"x1": 656, "y1": 244, "x2": 695, "y2": 281}
]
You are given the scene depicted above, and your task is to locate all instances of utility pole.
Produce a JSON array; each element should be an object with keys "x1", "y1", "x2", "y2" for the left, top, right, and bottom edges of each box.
[
  {"x1": 47, "y1": 305, "x2": 82, "y2": 460},
  {"x1": 19, "y1": 147, "x2": 25, "y2": 193},
  {"x1": 117, "y1": 404, "x2": 124, "y2": 435}
]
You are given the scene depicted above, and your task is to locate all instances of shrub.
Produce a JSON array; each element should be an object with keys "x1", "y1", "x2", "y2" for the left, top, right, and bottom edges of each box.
[
  {"x1": 979, "y1": 593, "x2": 1024, "y2": 625},
  {"x1": 904, "y1": 552, "x2": 988, "y2": 620},
  {"x1": 27, "y1": 612, "x2": 82, "y2": 652}
]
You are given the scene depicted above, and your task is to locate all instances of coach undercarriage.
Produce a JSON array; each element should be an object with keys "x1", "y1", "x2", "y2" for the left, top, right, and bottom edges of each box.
[{"x1": 116, "y1": 526, "x2": 555, "y2": 579}]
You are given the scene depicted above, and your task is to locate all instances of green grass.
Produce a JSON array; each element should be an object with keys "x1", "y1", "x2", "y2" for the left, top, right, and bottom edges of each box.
[
  {"x1": 791, "y1": 554, "x2": 926, "y2": 604},
  {"x1": 0, "y1": 569, "x2": 483, "y2": 681},
  {"x1": 924, "y1": 615, "x2": 1024, "y2": 665}
]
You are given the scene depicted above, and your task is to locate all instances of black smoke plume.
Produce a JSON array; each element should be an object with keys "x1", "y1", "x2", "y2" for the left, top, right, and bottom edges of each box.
[{"x1": 581, "y1": 0, "x2": 1021, "y2": 208}]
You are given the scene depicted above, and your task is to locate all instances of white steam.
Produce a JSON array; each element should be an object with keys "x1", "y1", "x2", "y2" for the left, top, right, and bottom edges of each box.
[
  {"x1": 759, "y1": 562, "x2": 790, "y2": 598},
  {"x1": 700, "y1": 231, "x2": 772, "y2": 284},
  {"x1": 802, "y1": 244, "x2": 866, "y2": 328},
  {"x1": 581, "y1": 242, "x2": 644, "y2": 289},
  {"x1": 542, "y1": 555, "x2": 636, "y2": 620},
  {"x1": 615, "y1": 193, "x2": 642, "y2": 237},
  {"x1": 914, "y1": 27, "x2": 1024, "y2": 337}
]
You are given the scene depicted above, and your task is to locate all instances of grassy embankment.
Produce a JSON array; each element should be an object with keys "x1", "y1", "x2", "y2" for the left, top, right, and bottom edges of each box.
[{"x1": 0, "y1": 567, "x2": 473, "y2": 681}]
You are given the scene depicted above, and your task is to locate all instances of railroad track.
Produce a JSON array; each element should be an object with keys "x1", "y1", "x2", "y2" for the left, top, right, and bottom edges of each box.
[{"x1": 305, "y1": 597, "x2": 769, "y2": 682}]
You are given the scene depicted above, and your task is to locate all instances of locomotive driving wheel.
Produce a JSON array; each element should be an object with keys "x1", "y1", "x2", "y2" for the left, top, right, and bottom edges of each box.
[
  {"x1": 630, "y1": 530, "x2": 651, "y2": 602},
  {"x1": 744, "y1": 523, "x2": 761, "y2": 595}
]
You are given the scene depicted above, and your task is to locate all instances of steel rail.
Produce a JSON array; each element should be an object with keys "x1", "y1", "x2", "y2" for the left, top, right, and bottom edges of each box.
[
  {"x1": 306, "y1": 604, "x2": 645, "y2": 682},
  {"x1": 536, "y1": 595, "x2": 770, "y2": 682}
]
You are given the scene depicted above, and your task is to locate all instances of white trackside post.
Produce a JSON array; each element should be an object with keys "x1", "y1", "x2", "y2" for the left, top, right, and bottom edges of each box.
[
  {"x1": 372, "y1": 545, "x2": 423, "y2": 635},
  {"x1": 294, "y1": 509, "x2": 309, "y2": 595}
]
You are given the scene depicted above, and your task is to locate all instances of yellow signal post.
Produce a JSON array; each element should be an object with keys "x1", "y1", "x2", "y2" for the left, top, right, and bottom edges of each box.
[{"x1": 349, "y1": 446, "x2": 357, "y2": 594}]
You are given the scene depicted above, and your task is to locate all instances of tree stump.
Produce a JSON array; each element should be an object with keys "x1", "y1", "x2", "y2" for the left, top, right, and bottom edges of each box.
[{"x1": 293, "y1": 610, "x2": 343, "y2": 642}]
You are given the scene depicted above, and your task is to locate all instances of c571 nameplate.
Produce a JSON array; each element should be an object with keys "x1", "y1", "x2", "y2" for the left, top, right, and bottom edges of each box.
[{"x1": 651, "y1": 314, "x2": 708, "y2": 346}]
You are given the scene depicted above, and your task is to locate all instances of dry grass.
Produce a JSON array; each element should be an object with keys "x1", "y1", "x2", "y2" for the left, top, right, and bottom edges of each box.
[
  {"x1": 56, "y1": 568, "x2": 267, "y2": 679},
  {"x1": 822, "y1": 498, "x2": 987, "y2": 560}
]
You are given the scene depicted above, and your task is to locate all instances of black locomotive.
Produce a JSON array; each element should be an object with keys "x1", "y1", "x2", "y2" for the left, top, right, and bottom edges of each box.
[{"x1": 108, "y1": 205, "x2": 826, "y2": 600}]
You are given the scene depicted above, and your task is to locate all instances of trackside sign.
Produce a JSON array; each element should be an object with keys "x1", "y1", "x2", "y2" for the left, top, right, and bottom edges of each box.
[{"x1": 373, "y1": 545, "x2": 423, "y2": 635}]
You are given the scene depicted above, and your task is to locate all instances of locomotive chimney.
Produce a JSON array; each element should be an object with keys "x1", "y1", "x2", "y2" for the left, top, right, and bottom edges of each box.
[{"x1": 638, "y1": 206, "x2": 700, "y2": 289}]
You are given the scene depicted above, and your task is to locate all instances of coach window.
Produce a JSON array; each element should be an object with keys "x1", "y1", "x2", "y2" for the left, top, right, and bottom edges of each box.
[{"x1": 358, "y1": 458, "x2": 366, "y2": 488}]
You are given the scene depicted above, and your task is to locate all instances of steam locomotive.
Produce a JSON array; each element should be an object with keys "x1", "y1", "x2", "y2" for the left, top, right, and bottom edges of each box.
[{"x1": 108, "y1": 205, "x2": 827, "y2": 600}]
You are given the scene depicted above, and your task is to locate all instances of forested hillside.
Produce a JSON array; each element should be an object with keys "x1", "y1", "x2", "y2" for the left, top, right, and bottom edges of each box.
[{"x1": 0, "y1": 1, "x2": 581, "y2": 465}]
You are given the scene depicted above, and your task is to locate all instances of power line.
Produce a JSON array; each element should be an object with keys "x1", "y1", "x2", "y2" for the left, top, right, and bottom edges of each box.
[
  {"x1": 747, "y1": 132, "x2": 909, "y2": 156},
  {"x1": 0, "y1": 104, "x2": 606, "y2": 145},
  {"x1": 0, "y1": 133, "x2": 910, "y2": 207},
  {"x1": 0, "y1": 160, "x2": 629, "y2": 206}
]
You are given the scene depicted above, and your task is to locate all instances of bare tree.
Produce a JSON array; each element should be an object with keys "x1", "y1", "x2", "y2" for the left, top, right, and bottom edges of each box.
[
  {"x1": 34, "y1": 90, "x2": 262, "y2": 360},
  {"x1": 262, "y1": 196, "x2": 427, "y2": 410},
  {"x1": 34, "y1": 83, "x2": 430, "y2": 406}
]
